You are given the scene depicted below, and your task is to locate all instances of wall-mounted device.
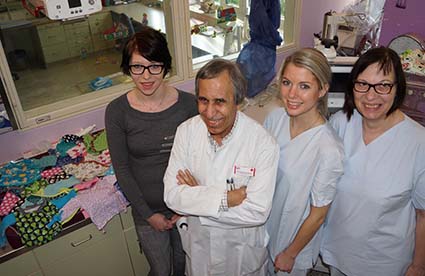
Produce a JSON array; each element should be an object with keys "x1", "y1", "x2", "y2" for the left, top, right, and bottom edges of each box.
[{"x1": 22, "y1": 0, "x2": 102, "y2": 21}]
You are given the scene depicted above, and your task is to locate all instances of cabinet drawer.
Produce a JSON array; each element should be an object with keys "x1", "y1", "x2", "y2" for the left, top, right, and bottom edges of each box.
[
  {"x1": 9, "y1": 9, "x2": 32, "y2": 20},
  {"x1": 63, "y1": 20, "x2": 89, "y2": 31},
  {"x1": 33, "y1": 215, "x2": 122, "y2": 266},
  {"x1": 65, "y1": 25, "x2": 91, "y2": 38},
  {"x1": 42, "y1": 43, "x2": 69, "y2": 63},
  {"x1": 0, "y1": 251, "x2": 43, "y2": 276},
  {"x1": 37, "y1": 23, "x2": 66, "y2": 47},
  {"x1": 124, "y1": 226, "x2": 150, "y2": 276},
  {"x1": 66, "y1": 34, "x2": 92, "y2": 48},
  {"x1": 89, "y1": 12, "x2": 113, "y2": 34},
  {"x1": 34, "y1": 216, "x2": 134, "y2": 276},
  {"x1": 92, "y1": 34, "x2": 115, "y2": 51}
]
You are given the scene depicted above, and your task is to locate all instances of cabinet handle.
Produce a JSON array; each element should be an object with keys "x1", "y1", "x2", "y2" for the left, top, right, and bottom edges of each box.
[
  {"x1": 70, "y1": 234, "x2": 93, "y2": 247},
  {"x1": 407, "y1": 89, "x2": 413, "y2": 96}
]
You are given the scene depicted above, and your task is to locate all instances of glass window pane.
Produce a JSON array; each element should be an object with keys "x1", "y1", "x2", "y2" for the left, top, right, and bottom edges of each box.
[
  {"x1": 189, "y1": 0, "x2": 247, "y2": 67},
  {"x1": 188, "y1": 0, "x2": 296, "y2": 69},
  {"x1": 0, "y1": 0, "x2": 174, "y2": 115},
  {"x1": 226, "y1": 0, "x2": 239, "y2": 7}
]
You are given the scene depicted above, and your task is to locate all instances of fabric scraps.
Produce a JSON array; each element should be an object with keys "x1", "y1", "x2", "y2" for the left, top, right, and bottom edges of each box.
[
  {"x1": 63, "y1": 161, "x2": 109, "y2": 181},
  {"x1": 59, "y1": 176, "x2": 127, "y2": 230},
  {"x1": 0, "y1": 159, "x2": 40, "y2": 187},
  {"x1": 85, "y1": 149, "x2": 111, "y2": 166},
  {"x1": 0, "y1": 192, "x2": 20, "y2": 216}
]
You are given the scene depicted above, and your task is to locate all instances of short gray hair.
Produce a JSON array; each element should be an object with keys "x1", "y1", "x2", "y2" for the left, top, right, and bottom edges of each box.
[{"x1": 195, "y1": 59, "x2": 246, "y2": 105}]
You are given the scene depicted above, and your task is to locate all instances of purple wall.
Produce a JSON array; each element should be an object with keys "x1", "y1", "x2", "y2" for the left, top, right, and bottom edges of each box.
[
  {"x1": 299, "y1": 0, "x2": 354, "y2": 48},
  {"x1": 380, "y1": 0, "x2": 425, "y2": 46},
  {"x1": 2, "y1": 0, "x2": 424, "y2": 163}
]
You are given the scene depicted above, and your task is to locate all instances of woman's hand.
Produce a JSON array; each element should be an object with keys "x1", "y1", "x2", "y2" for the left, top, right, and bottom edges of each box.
[
  {"x1": 405, "y1": 264, "x2": 425, "y2": 276},
  {"x1": 147, "y1": 213, "x2": 173, "y2": 231},
  {"x1": 274, "y1": 249, "x2": 296, "y2": 274},
  {"x1": 176, "y1": 169, "x2": 199, "y2": 186}
]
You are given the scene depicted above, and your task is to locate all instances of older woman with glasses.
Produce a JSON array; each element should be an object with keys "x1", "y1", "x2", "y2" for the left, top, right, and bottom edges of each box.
[
  {"x1": 105, "y1": 26, "x2": 197, "y2": 276},
  {"x1": 320, "y1": 47, "x2": 425, "y2": 276}
]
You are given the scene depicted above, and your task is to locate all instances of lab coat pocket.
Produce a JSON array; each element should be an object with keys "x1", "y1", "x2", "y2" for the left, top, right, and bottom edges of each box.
[
  {"x1": 177, "y1": 217, "x2": 191, "y2": 256},
  {"x1": 232, "y1": 175, "x2": 252, "y2": 189},
  {"x1": 225, "y1": 240, "x2": 268, "y2": 276}
]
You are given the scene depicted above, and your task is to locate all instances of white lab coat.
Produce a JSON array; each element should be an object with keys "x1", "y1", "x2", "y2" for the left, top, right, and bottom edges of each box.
[
  {"x1": 164, "y1": 112, "x2": 279, "y2": 276},
  {"x1": 321, "y1": 110, "x2": 425, "y2": 276},
  {"x1": 263, "y1": 108, "x2": 344, "y2": 272}
]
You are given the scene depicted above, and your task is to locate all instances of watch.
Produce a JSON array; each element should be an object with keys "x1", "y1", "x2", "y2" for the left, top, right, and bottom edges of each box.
[{"x1": 387, "y1": 33, "x2": 425, "y2": 55}]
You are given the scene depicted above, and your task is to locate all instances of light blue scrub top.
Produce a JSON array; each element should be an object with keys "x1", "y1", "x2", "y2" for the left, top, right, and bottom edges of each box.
[
  {"x1": 321, "y1": 110, "x2": 425, "y2": 276},
  {"x1": 264, "y1": 108, "x2": 344, "y2": 270}
]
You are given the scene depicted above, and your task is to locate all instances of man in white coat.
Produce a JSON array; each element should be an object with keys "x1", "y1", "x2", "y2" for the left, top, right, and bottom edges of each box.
[{"x1": 164, "y1": 59, "x2": 279, "y2": 276}]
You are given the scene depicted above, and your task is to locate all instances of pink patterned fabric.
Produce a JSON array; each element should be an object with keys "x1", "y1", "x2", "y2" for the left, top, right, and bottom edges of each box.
[
  {"x1": 85, "y1": 149, "x2": 111, "y2": 166},
  {"x1": 60, "y1": 175, "x2": 127, "y2": 230},
  {"x1": 41, "y1": 167, "x2": 63, "y2": 179},
  {"x1": 73, "y1": 177, "x2": 99, "y2": 191},
  {"x1": 0, "y1": 192, "x2": 20, "y2": 216},
  {"x1": 66, "y1": 142, "x2": 87, "y2": 159}
]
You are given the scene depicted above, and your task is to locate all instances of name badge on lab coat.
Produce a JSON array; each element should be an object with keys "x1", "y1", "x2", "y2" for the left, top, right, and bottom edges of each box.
[{"x1": 233, "y1": 165, "x2": 256, "y2": 177}]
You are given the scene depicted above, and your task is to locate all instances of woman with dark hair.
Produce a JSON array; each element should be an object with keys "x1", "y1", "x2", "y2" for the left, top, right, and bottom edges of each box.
[
  {"x1": 321, "y1": 47, "x2": 425, "y2": 276},
  {"x1": 105, "y1": 26, "x2": 197, "y2": 276}
]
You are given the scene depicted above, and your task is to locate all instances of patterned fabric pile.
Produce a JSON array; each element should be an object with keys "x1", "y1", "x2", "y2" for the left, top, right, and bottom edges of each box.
[{"x1": 0, "y1": 129, "x2": 128, "y2": 248}]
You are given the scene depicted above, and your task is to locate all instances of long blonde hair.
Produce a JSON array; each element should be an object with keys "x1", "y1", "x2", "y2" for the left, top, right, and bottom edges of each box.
[{"x1": 279, "y1": 48, "x2": 332, "y2": 117}]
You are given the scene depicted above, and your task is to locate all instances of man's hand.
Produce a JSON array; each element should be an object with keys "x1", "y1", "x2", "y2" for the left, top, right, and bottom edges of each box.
[
  {"x1": 147, "y1": 213, "x2": 173, "y2": 232},
  {"x1": 176, "y1": 169, "x2": 199, "y2": 186},
  {"x1": 227, "y1": 186, "x2": 247, "y2": 207}
]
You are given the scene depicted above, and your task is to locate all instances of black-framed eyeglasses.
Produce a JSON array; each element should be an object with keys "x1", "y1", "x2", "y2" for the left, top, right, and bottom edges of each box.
[
  {"x1": 129, "y1": 64, "x2": 164, "y2": 75},
  {"x1": 353, "y1": 81, "x2": 396, "y2": 95}
]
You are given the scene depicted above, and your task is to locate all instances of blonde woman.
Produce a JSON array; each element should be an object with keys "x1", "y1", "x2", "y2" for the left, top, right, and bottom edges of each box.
[{"x1": 264, "y1": 48, "x2": 344, "y2": 275}]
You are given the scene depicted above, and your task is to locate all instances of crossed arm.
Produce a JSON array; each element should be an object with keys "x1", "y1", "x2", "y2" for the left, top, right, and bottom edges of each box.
[{"x1": 176, "y1": 169, "x2": 247, "y2": 207}]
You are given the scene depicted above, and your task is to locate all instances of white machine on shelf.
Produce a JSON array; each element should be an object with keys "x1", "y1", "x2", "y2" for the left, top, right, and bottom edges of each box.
[
  {"x1": 322, "y1": 11, "x2": 365, "y2": 53},
  {"x1": 327, "y1": 57, "x2": 358, "y2": 113},
  {"x1": 24, "y1": 0, "x2": 102, "y2": 20}
]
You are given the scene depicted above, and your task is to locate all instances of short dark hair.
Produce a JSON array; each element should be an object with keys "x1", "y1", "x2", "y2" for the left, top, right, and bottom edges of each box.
[
  {"x1": 343, "y1": 47, "x2": 406, "y2": 120},
  {"x1": 121, "y1": 26, "x2": 172, "y2": 77},
  {"x1": 195, "y1": 59, "x2": 246, "y2": 105}
]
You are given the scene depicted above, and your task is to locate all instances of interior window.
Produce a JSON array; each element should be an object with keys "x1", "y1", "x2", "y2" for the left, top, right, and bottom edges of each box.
[
  {"x1": 225, "y1": 0, "x2": 239, "y2": 7},
  {"x1": 189, "y1": 0, "x2": 297, "y2": 69},
  {"x1": 0, "y1": 0, "x2": 300, "y2": 129},
  {"x1": 0, "y1": 0, "x2": 175, "y2": 127}
]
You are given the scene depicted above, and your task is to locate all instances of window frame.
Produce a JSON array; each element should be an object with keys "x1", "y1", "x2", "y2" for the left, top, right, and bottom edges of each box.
[{"x1": 0, "y1": 0, "x2": 301, "y2": 130}]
